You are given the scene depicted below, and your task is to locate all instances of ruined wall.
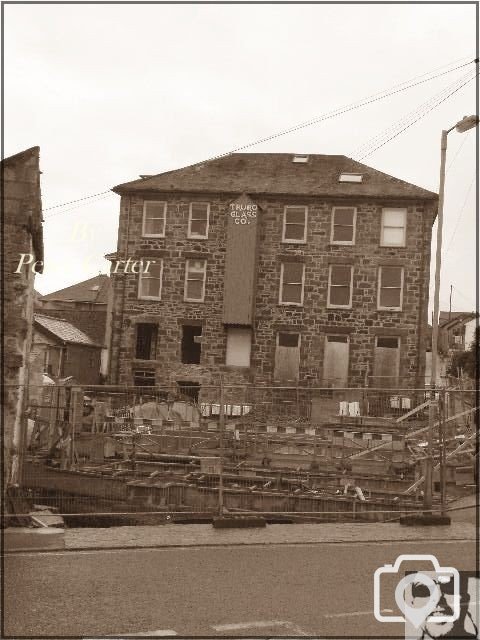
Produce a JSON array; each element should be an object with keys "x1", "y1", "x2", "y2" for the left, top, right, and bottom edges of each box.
[
  {"x1": 3, "y1": 147, "x2": 43, "y2": 488},
  {"x1": 108, "y1": 192, "x2": 434, "y2": 394}
]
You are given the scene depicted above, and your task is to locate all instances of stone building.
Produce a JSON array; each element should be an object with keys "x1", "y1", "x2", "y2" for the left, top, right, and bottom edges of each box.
[
  {"x1": 3, "y1": 146, "x2": 44, "y2": 489},
  {"x1": 438, "y1": 311, "x2": 477, "y2": 356},
  {"x1": 107, "y1": 153, "x2": 437, "y2": 397},
  {"x1": 36, "y1": 274, "x2": 112, "y2": 379}
]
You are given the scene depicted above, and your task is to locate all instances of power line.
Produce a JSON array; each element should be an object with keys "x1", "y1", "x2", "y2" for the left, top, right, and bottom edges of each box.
[
  {"x1": 40, "y1": 56, "x2": 476, "y2": 215},
  {"x1": 350, "y1": 70, "x2": 474, "y2": 160},
  {"x1": 43, "y1": 189, "x2": 112, "y2": 212},
  {"x1": 446, "y1": 131, "x2": 472, "y2": 174},
  {"x1": 355, "y1": 73, "x2": 477, "y2": 161},
  {"x1": 444, "y1": 175, "x2": 476, "y2": 255},
  {"x1": 451, "y1": 286, "x2": 476, "y2": 308},
  {"x1": 44, "y1": 193, "x2": 116, "y2": 220},
  {"x1": 199, "y1": 59, "x2": 476, "y2": 164}
]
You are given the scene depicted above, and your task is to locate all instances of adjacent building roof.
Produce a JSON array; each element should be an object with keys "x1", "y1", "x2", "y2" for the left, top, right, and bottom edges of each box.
[
  {"x1": 34, "y1": 314, "x2": 102, "y2": 347},
  {"x1": 41, "y1": 274, "x2": 110, "y2": 304},
  {"x1": 439, "y1": 311, "x2": 477, "y2": 328},
  {"x1": 112, "y1": 153, "x2": 438, "y2": 201}
]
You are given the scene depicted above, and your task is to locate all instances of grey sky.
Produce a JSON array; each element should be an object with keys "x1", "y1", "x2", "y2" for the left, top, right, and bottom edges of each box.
[{"x1": 4, "y1": 3, "x2": 477, "y2": 314}]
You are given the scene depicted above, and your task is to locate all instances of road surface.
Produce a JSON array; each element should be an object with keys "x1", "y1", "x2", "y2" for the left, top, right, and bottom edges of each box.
[{"x1": 4, "y1": 539, "x2": 477, "y2": 637}]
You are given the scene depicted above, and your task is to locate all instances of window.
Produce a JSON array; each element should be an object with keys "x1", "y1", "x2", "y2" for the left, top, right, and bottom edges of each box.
[
  {"x1": 138, "y1": 261, "x2": 163, "y2": 300},
  {"x1": 280, "y1": 262, "x2": 305, "y2": 305},
  {"x1": 136, "y1": 323, "x2": 158, "y2": 360},
  {"x1": 274, "y1": 332, "x2": 300, "y2": 382},
  {"x1": 327, "y1": 265, "x2": 353, "y2": 308},
  {"x1": 177, "y1": 381, "x2": 200, "y2": 403},
  {"x1": 292, "y1": 155, "x2": 309, "y2": 163},
  {"x1": 339, "y1": 173, "x2": 363, "y2": 183},
  {"x1": 331, "y1": 207, "x2": 356, "y2": 244},
  {"x1": 374, "y1": 336, "x2": 400, "y2": 388},
  {"x1": 188, "y1": 203, "x2": 209, "y2": 239},
  {"x1": 142, "y1": 201, "x2": 166, "y2": 237},
  {"x1": 133, "y1": 370, "x2": 155, "y2": 387},
  {"x1": 181, "y1": 325, "x2": 202, "y2": 364},
  {"x1": 184, "y1": 260, "x2": 207, "y2": 302},
  {"x1": 381, "y1": 208, "x2": 406, "y2": 246},
  {"x1": 282, "y1": 206, "x2": 307, "y2": 243},
  {"x1": 226, "y1": 328, "x2": 252, "y2": 367},
  {"x1": 323, "y1": 335, "x2": 349, "y2": 387},
  {"x1": 378, "y1": 266, "x2": 404, "y2": 310}
]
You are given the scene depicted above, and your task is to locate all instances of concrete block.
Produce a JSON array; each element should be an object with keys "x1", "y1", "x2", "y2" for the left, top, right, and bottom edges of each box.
[{"x1": 4, "y1": 527, "x2": 66, "y2": 552}]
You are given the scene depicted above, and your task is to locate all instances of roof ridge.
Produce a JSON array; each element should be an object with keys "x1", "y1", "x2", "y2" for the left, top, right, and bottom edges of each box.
[{"x1": 112, "y1": 153, "x2": 438, "y2": 200}]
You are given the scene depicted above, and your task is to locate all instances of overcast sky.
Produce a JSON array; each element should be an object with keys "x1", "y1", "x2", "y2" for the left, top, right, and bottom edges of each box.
[{"x1": 4, "y1": 3, "x2": 477, "y2": 314}]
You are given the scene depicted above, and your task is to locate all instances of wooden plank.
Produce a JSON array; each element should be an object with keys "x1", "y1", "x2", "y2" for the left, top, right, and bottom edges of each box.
[
  {"x1": 323, "y1": 338, "x2": 349, "y2": 387},
  {"x1": 274, "y1": 345, "x2": 300, "y2": 382},
  {"x1": 395, "y1": 400, "x2": 429, "y2": 423},
  {"x1": 223, "y1": 194, "x2": 260, "y2": 325}
]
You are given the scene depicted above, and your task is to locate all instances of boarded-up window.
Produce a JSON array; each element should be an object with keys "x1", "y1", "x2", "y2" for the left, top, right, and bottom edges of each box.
[
  {"x1": 328, "y1": 265, "x2": 353, "y2": 308},
  {"x1": 280, "y1": 262, "x2": 305, "y2": 305},
  {"x1": 378, "y1": 266, "x2": 403, "y2": 310},
  {"x1": 226, "y1": 328, "x2": 252, "y2": 367},
  {"x1": 381, "y1": 208, "x2": 406, "y2": 246},
  {"x1": 138, "y1": 261, "x2": 163, "y2": 299},
  {"x1": 274, "y1": 332, "x2": 300, "y2": 382},
  {"x1": 323, "y1": 335, "x2": 349, "y2": 387},
  {"x1": 373, "y1": 336, "x2": 400, "y2": 387},
  {"x1": 188, "y1": 203, "x2": 209, "y2": 238},
  {"x1": 142, "y1": 201, "x2": 166, "y2": 237},
  {"x1": 331, "y1": 207, "x2": 356, "y2": 244},
  {"x1": 136, "y1": 323, "x2": 158, "y2": 360},
  {"x1": 184, "y1": 260, "x2": 206, "y2": 301},
  {"x1": 282, "y1": 206, "x2": 307, "y2": 243},
  {"x1": 181, "y1": 325, "x2": 202, "y2": 364}
]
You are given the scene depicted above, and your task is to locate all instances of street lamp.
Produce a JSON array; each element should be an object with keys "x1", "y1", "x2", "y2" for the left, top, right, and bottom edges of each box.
[{"x1": 424, "y1": 114, "x2": 479, "y2": 513}]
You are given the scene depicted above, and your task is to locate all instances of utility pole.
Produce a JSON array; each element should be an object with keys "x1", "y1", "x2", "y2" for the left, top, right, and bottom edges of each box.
[
  {"x1": 218, "y1": 374, "x2": 225, "y2": 516},
  {"x1": 425, "y1": 115, "x2": 479, "y2": 515},
  {"x1": 424, "y1": 127, "x2": 448, "y2": 513}
]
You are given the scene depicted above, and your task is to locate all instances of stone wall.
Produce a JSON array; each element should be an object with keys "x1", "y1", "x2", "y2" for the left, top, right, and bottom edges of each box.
[
  {"x1": 3, "y1": 147, "x2": 43, "y2": 489},
  {"x1": 109, "y1": 193, "x2": 434, "y2": 393}
]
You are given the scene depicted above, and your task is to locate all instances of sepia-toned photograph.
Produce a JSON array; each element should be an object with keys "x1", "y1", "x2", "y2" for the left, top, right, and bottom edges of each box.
[{"x1": 2, "y1": 2, "x2": 478, "y2": 638}]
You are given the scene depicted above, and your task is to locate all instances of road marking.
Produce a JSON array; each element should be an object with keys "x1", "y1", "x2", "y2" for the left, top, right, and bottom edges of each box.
[
  {"x1": 324, "y1": 609, "x2": 396, "y2": 619},
  {"x1": 212, "y1": 620, "x2": 310, "y2": 636},
  {"x1": 324, "y1": 610, "x2": 372, "y2": 619},
  {"x1": 121, "y1": 630, "x2": 177, "y2": 636},
  {"x1": 91, "y1": 633, "x2": 177, "y2": 639}
]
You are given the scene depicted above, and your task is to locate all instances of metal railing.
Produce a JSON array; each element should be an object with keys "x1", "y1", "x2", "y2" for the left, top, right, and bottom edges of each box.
[{"x1": 6, "y1": 383, "x2": 477, "y2": 523}]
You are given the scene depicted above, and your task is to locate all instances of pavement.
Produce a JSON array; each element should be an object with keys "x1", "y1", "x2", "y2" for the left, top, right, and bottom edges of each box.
[
  {"x1": 4, "y1": 519, "x2": 477, "y2": 553},
  {"x1": 4, "y1": 536, "x2": 478, "y2": 637}
]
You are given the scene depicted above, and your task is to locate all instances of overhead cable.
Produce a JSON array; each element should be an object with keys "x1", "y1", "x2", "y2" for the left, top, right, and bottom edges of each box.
[{"x1": 41, "y1": 56, "x2": 476, "y2": 215}]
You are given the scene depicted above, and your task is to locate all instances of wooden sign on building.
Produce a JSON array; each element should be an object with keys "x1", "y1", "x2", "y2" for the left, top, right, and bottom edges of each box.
[{"x1": 223, "y1": 194, "x2": 260, "y2": 325}]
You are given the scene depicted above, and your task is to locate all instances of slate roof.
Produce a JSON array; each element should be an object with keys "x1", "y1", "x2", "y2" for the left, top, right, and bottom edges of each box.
[
  {"x1": 439, "y1": 311, "x2": 477, "y2": 328},
  {"x1": 41, "y1": 274, "x2": 110, "y2": 304},
  {"x1": 112, "y1": 153, "x2": 438, "y2": 200},
  {"x1": 34, "y1": 314, "x2": 102, "y2": 347}
]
